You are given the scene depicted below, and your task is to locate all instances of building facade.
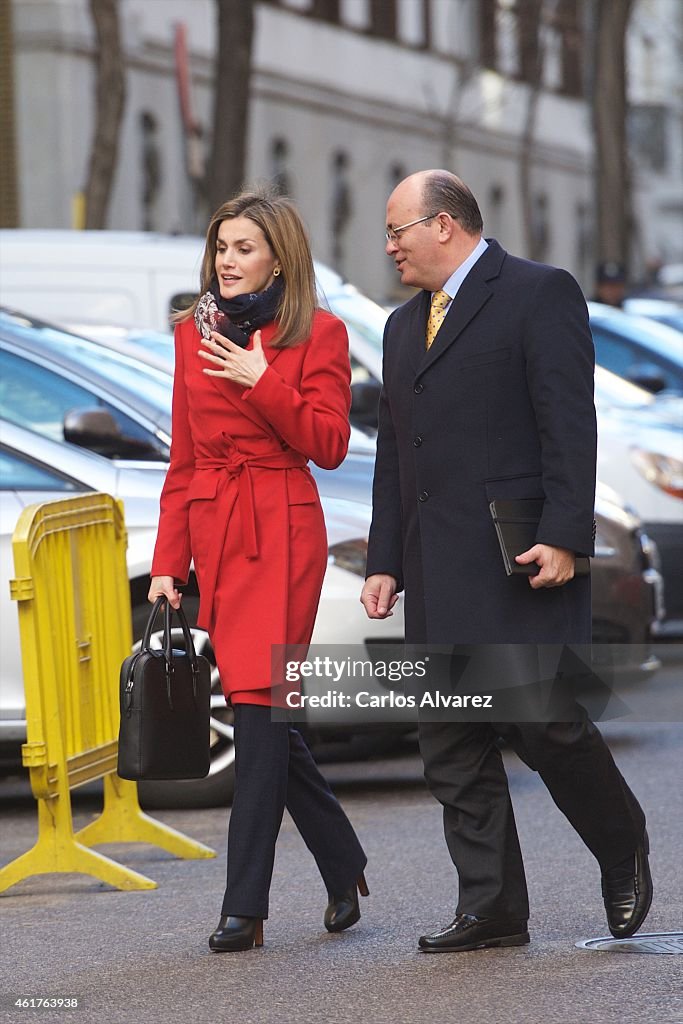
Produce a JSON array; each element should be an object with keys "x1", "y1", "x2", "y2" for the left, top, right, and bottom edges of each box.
[{"x1": 5, "y1": 0, "x2": 681, "y2": 302}]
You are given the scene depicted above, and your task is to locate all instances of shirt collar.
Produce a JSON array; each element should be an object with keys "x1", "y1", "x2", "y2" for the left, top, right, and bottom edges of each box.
[{"x1": 438, "y1": 236, "x2": 489, "y2": 302}]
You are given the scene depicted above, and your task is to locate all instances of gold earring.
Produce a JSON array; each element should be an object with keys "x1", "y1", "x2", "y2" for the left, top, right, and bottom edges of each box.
[{"x1": 273, "y1": 267, "x2": 281, "y2": 277}]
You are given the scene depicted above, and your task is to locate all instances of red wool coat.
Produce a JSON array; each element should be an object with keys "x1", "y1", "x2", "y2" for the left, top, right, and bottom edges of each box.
[{"x1": 150, "y1": 309, "x2": 352, "y2": 706}]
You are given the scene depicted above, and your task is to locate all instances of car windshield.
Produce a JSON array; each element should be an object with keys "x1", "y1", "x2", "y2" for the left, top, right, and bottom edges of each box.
[
  {"x1": 0, "y1": 310, "x2": 172, "y2": 413},
  {"x1": 325, "y1": 289, "x2": 386, "y2": 353}
]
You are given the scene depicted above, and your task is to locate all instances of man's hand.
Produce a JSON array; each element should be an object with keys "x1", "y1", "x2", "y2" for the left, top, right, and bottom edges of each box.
[
  {"x1": 515, "y1": 545, "x2": 576, "y2": 589},
  {"x1": 360, "y1": 574, "x2": 399, "y2": 618}
]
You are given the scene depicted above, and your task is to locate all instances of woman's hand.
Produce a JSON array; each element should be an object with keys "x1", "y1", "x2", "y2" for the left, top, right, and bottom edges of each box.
[
  {"x1": 199, "y1": 329, "x2": 268, "y2": 388},
  {"x1": 148, "y1": 575, "x2": 181, "y2": 609}
]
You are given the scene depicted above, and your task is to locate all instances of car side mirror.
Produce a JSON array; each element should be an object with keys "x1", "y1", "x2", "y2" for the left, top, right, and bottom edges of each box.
[
  {"x1": 64, "y1": 408, "x2": 162, "y2": 459},
  {"x1": 169, "y1": 292, "x2": 199, "y2": 323},
  {"x1": 627, "y1": 363, "x2": 667, "y2": 394},
  {"x1": 350, "y1": 380, "x2": 381, "y2": 429}
]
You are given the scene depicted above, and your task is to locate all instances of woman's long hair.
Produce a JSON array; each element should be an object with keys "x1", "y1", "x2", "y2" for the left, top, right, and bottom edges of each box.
[{"x1": 175, "y1": 185, "x2": 318, "y2": 348}]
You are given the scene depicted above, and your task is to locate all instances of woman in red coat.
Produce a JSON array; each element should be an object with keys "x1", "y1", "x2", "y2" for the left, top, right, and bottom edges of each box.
[{"x1": 148, "y1": 187, "x2": 367, "y2": 952}]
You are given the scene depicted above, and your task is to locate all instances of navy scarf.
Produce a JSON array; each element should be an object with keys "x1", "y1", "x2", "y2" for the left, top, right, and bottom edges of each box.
[{"x1": 194, "y1": 277, "x2": 284, "y2": 347}]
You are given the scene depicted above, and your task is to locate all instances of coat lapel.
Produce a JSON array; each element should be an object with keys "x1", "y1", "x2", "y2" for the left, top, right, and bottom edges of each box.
[
  {"x1": 401, "y1": 291, "x2": 431, "y2": 377},
  {"x1": 417, "y1": 239, "x2": 507, "y2": 376}
]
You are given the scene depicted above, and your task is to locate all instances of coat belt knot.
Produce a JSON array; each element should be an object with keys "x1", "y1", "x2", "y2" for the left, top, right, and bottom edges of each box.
[{"x1": 195, "y1": 447, "x2": 308, "y2": 560}]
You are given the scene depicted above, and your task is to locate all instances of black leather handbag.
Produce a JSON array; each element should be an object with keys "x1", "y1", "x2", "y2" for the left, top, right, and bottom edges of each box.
[{"x1": 117, "y1": 598, "x2": 211, "y2": 780}]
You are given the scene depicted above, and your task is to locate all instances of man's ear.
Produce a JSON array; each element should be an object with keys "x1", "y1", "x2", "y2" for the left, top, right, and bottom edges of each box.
[{"x1": 436, "y1": 212, "x2": 455, "y2": 242}]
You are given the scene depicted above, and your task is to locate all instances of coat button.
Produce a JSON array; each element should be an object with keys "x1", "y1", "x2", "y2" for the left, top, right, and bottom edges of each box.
[
  {"x1": 418, "y1": 490, "x2": 430, "y2": 502},
  {"x1": 414, "y1": 383, "x2": 424, "y2": 394},
  {"x1": 413, "y1": 436, "x2": 422, "y2": 447}
]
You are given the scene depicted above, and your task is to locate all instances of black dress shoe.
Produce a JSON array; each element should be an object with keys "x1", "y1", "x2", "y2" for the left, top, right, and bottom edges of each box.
[
  {"x1": 418, "y1": 914, "x2": 530, "y2": 952},
  {"x1": 324, "y1": 872, "x2": 369, "y2": 933},
  {"x1": 602, "y1": 832, "x2": 653, "y2": 938},
  {"x1": 208, "y1": 916, "x2": 263, "y2": 952}
]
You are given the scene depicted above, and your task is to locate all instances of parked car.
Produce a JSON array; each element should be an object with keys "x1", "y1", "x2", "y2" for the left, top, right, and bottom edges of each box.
[
  {"x1": 589, "y1": 302, "x2": 683, "y2": 395},
  {"x1": 0, "y1": 418, "x2": 405, "y2": 806},
  {"x1": 623, "y1": 298, "x2": 683, "y2": 334},
  {"x1": 1, "y1": 306, "x2": 675, "y2": 639},
  {"x1": 593, "y1": 367, "x2": 683, "y2": 635}
]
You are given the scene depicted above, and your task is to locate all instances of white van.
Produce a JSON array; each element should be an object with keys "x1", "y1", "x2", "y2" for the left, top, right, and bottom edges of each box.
[
  {"x1": 0, "y1": 229, "x2": 386, "y2": 377},
  {"x1": 0, "y1": 230, "x2": 204, "y2": 330}
]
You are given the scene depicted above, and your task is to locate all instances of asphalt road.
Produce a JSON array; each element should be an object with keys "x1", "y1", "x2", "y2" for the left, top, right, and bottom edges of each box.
[{"x1": 1, "y1": 648, "x2": 681, "y2": 1024}]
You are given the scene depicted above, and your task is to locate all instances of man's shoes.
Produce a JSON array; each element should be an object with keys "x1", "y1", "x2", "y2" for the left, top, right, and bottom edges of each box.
[
  {"x1": 602, "y1": 832, "x2": 653, "y2": 938},
  {"x1": 418, "y1": 914, "x2": 530, "y2": 952}
]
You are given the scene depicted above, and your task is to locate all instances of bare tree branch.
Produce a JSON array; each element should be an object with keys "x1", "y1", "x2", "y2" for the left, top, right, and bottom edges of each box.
[
  {"x1": 84, "y1": 0, "x2": 126, "y2": 229},
  {"x1": 207, "y1": 0, "x2": 255, "y2": 213},
  {"x1": 591, "y1": 0, "x2": 635, "y2": 268}
]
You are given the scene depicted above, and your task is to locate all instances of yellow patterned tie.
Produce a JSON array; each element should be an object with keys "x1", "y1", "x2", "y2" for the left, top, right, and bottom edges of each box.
[{"x1": 426, "y1": 289, "x2": 451, "y2": 349}]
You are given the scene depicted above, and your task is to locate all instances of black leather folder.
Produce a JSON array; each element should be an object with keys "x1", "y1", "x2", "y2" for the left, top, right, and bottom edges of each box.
[{"x1": 489, "y1": 498, "x2": 590, "y2": 577}]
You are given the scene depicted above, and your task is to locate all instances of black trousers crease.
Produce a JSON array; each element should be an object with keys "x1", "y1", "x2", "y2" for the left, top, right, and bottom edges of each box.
[
  {"x1": 418, "y1": 709, "x2": 647, "y2": 920},
  {"x1": 221, "y1": 703, "x2": 367, "y2": 919}
]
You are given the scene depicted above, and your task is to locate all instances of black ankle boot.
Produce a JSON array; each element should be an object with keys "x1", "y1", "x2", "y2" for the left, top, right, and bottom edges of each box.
[
  {"x1": 209, "y1": 916, "x2": 264, "y2": 952},
  {"x1": 324, "y1": 872, "x2": 369, "y2": 933}
]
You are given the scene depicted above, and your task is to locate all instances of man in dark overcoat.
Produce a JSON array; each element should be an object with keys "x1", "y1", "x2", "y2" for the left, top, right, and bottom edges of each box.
[{"x1": 361, "y1": 169, "x2": 652, "y2": 952}]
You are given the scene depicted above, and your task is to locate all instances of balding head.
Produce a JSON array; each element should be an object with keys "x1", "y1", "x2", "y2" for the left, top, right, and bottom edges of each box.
[
  {"x1": 386, "y1": 169, "x2": 484, "y2": 291},
  {"x1": 389, "y1": 170, "x2": 483, "y2": 236}
]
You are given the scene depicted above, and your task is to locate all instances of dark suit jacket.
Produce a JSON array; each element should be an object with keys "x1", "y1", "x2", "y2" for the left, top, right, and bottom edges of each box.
[{"x1": 366, "y1": 239, "x2": 596, "y2": 644}]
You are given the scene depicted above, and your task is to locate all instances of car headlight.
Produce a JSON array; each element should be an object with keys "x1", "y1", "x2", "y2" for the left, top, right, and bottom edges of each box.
[
  {"x1": 630, "y1": 449, "x2": 683, "y2": 499},
  {"x1": 328, "y1": 539, "x2": 368, "y2": 577}
]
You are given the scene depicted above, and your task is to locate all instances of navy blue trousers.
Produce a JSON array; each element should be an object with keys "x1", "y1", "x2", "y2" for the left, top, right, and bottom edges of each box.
[{"x1": 221, "y1": 704, "x2": 367, "y2": 919}]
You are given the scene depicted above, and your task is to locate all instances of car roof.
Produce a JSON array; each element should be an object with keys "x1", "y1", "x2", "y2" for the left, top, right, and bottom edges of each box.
[{"x1": 589, "y1": 302, "x2": 683, "y2": 364}]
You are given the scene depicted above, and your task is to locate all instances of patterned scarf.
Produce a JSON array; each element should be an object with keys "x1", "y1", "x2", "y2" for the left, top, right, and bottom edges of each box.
[{"x1": 194, "y1": 276, "x2": 284, "y2": 347}]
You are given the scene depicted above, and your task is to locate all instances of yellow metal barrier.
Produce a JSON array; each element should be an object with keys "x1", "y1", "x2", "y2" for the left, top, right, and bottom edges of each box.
[{"x1": 0, "y1": 493, "x2": 215, "y2": 894}]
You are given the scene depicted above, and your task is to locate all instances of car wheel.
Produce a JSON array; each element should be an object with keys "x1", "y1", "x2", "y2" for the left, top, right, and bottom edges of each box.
[{"x1": 130, "y1": 598, "x2": 235, "y2": 809}]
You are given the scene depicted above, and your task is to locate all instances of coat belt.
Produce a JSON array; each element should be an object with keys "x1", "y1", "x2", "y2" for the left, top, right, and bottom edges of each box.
[{"x1": 194, "y1": 449, "x2": 308, "y2": 559}]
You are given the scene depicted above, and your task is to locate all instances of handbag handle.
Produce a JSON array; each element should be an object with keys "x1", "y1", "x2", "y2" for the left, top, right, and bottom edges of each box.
[{"x1": 142, "y1": 597, "x2": 202, "y2": 708}]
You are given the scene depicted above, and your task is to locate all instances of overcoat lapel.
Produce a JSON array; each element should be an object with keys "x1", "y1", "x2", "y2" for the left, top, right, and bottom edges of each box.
[{"x1": 416, "y1": 239, "x2": 507, "y2": 377}]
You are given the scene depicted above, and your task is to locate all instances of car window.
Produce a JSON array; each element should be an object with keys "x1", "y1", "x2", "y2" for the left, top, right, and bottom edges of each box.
[
  {"x1": 0, "y1": 311, "x2": 172, "y2": 414},
  {"x1": 592, "y1": 326, "x2": 681, "y2": 391},
  {"x1": 0, "y1": 349, "x2": 168, "y2": 459},
  {"x1": 0, "y1": 446, "x2": 84, "y2": 491},
  {"x1": 591, "y1": 328, "x2": 638, "y2": 377}
]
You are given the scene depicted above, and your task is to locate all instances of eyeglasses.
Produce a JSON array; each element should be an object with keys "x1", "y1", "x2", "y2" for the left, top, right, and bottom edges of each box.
[{"x1": 385, "y1": 214, "x2": 438, "y2": 243}]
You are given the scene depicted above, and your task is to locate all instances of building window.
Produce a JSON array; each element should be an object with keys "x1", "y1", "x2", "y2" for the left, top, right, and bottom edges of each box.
[
  {"x1": 487, "y1": 184, "x2": 506, "y2": 238},
  {"x1": 628, "y1": 105, "x2": 668, "y2": 173},
  {"x1": 389, "y1": 161, "x2": 406, "y2": 191},
  {"x1": 341, "y1": 0, "x2": 371, "y2": 31},
  {"x1": 530, "y1": 193, "x2": 550, "y2": 262},
  {"x1": 480, "y1": 0, "x2": 583, "y2": 93},
  {"x1": 270, "y1": 137, "x2": 292, "y2": 196},
  {"x1": 139, "y1": 111, "x2": 162, "y2": 232},
  {"x1": 330, "y1": 150, "x2": 353, "y2": 273},
  {"x1": 397, "y1": 0, "x2": 430, "y2": 48}
]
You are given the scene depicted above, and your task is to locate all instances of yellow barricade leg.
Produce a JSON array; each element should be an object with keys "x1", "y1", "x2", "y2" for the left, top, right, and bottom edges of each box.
[
  {"x1": 75, "y1": 775, "x2": 215, "y2": 860},
  {"x1": 2, "y1": 494, "x2": 216, "y2": 897},
  {"x1": 0, "y1": 779, "x2": 157, "y2": 894}
]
